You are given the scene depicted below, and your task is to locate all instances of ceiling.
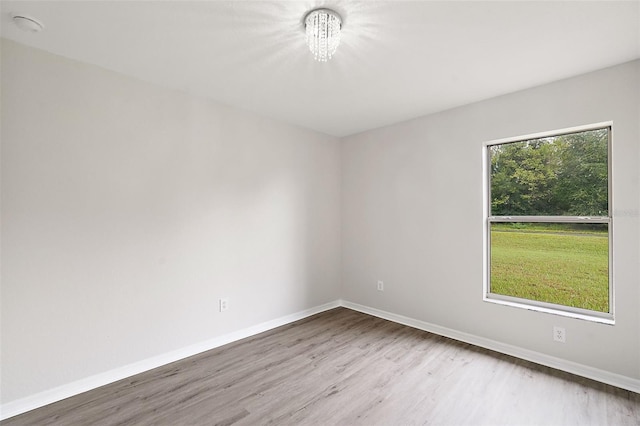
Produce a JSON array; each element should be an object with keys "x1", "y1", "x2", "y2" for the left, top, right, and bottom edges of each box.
[{"x1": 1, "y1": 1, "x2": 639, "y2": 137}]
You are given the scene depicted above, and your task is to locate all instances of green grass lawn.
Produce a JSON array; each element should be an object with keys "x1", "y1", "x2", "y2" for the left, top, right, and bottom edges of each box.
[{"x1": 490, "y1": 227, "x2": 609, "y2": 312}]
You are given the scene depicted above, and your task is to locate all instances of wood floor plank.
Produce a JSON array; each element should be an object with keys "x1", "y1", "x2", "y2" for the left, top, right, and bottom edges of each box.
[{"x1": 3, "y1": 307, "x2": 639, "y2": 425}]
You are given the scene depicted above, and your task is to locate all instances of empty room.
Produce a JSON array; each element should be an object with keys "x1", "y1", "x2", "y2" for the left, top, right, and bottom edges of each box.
[{"x1": 1, "y1": 1, "x2": 639, "y2": 424}]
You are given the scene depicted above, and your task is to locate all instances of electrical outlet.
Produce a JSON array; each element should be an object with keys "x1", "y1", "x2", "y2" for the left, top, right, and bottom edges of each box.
[
  {"x1": 377, "y1": 280, "x2": 384, "y2": 291},
  {"x1": 219, "y1": 298, "x2": 229, "y2": 312},
  {"x1": 553, "y1": 326, "x2": 566, "y2": 343}
]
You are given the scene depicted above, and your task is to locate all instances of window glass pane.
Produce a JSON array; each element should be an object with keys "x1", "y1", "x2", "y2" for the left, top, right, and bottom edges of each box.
[
  {"x1": 490, "y1": 222, "x2": 609, "y2": 312},
  {"x1": 489, "y1": 128, "x2": 608, "y2": 216}
]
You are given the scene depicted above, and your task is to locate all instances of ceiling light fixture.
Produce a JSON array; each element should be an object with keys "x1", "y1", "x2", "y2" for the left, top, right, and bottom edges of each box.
[
  {"x1": 12, "y1": 14, "x2": 44, "y2": 33},
  {"x1": 304, "y1": 8, "x2": 342, "y2": 62}
]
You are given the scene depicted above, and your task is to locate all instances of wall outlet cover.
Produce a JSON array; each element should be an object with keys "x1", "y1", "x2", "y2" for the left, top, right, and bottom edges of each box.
[
  {"x1": 553, "y1": 326, "x2": 566, "y2": 343},
  {"x1": 219, "y1": 298, "x2": 229, "y2": 312}
]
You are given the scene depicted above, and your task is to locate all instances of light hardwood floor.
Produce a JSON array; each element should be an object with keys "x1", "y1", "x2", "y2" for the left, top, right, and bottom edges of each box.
[{"x1": 3, "y1": 307, "x2": 639, "y2": 425}]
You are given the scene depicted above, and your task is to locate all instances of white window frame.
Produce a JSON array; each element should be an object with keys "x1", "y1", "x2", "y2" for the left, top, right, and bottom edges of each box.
[{"x1": 482, "y1": 122, "x2": 614, "y2": 324}]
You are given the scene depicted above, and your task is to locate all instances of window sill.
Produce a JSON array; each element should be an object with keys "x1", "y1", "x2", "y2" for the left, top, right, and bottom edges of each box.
[{"x1": 484, "y1": 295, "x2": 615, "y2": 325}]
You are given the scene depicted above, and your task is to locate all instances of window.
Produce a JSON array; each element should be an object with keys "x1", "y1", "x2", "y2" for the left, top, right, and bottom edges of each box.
[{"x1": 483, "y1": 124, "x2": 612, "y2": 322}]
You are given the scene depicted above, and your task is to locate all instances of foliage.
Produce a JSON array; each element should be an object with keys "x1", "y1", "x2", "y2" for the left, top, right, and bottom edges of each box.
[
  {"x1": 490, "y1": 129, "x2": 608, "y2": 216},
  {"x1": 491, "y1": 222, "x2": 607, "y2": 234}
]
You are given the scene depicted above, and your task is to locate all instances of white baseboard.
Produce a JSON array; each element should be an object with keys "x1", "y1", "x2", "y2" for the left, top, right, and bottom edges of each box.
[
  {"x1": 4, "y1": 299, "x2": 638, "y2": 420},
  {"x1": 0, "y1": 300, "x2": 341, "y2": 421},
  {"x1": 340, "y1": 300, "x2": 640, "y2": 394}
]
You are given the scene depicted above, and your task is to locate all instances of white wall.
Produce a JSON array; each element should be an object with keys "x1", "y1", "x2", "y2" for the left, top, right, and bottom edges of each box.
[
  {"x1": 341, "y1": 61, "x2": 640, "y2": 379},
  {"x1": 2, "y1": 36, "x2": 639, "y2": 413},
  {"x1": 0, "y1": 39, "x2": 341, "y2": 404}
]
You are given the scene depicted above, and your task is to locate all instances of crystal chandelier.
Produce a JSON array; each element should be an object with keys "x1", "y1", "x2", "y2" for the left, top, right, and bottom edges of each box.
[{"x1": 304, "y1": 8, "x2": 342, "y2": 62}]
